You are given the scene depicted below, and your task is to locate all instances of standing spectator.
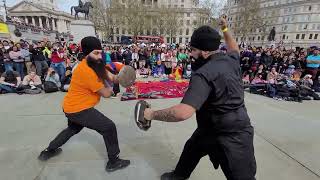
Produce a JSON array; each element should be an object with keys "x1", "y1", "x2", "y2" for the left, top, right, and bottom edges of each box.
[
  {"x1": 9, "y1": 45, "x2": 25, "y2": 78},
  {"x1": 30, "y1": 43, "x2": 48, "y2": 77},
  {"x1": 2, "y1": 41, "x2": 13, "y2": 72},
  {"x1": 123, "y1": 48, "x2": 132, "y2": 65},
  {"x1": 21, "y1": 43, "x2": 32, "y2": 74},
  {"x1": 0, "y1": 70, "x2": 21, "y2": 94},
  {"x1": 131, "y1": 48, "x2": 139, "y2": 69},
  {"x1": 306, "y1": 48, "x2": 320, "y2": 79},
  {"x1": 0, "y1": 42, "x2": 4, "y2": 73},
  {"x1": 50, "y1": 46, "x2": 66, "y2": 81}
]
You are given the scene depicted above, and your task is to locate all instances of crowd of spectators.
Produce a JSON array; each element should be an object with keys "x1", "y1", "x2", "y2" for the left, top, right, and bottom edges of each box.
[
  {"x1": 240, "y1": 46, "x2": 320, "y2": 101},
  {"x1": 0, "y1": 36, "x2": 319, "y2": 102}
]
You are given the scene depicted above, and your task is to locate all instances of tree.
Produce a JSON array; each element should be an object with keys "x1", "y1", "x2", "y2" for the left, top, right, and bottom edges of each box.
[
  {"x1": 165, "y1": 8, "x2": 181, "y2": 43},
  {"x1": 122, "y1": 0, "x2": 147, "y2": 36},
  {"x1": 90, "y1": 0, "x2": 120, "y2": 42},
  {"x1": 232, "y1": 0, "x2": 267, "y2": 41}
]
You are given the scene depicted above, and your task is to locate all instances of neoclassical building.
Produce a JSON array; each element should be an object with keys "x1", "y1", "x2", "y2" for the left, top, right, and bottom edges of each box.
[
  {"x1": 224, "y1": 0, "x2": 320, "y2": 48},
  {"x1": 8, "y1": 0, "x2": 73, "y2": 33},
  {"x1": 99, "y1": 0, "x2": 209, "y2": 44}
]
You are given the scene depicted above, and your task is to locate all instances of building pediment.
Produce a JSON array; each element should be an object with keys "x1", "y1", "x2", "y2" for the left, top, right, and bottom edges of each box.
[{"x1": 9, "y1": 1, "x2": 44, "y2": 13}]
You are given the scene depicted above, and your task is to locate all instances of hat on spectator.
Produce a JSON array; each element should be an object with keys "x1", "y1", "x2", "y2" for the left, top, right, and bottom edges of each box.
[
  {"x1": 81, "y1": 36, "x2": 102, "y2": 56},
  {"x1": 190, "y1": 25, "x2": 221, "y2": 51}
]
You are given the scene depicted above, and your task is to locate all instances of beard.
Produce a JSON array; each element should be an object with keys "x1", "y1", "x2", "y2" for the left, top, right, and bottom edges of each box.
[
  {"x1": 86, "y1": 56, "x2": 109, "y2": 82},
  {"x1": 191, "y1": 54, "x2": 208, "y2": 71}
]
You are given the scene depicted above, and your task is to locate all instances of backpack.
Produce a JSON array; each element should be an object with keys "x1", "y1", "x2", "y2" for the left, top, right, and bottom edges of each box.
[{"x1": 44, "y1": 81, "x2": 59, "y2": 93}]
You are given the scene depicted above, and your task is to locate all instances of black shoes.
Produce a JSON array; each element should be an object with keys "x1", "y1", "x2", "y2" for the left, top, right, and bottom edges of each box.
[
  {"x1": 38, "y1": 148, "x2": 62, "y2": 161},
  {"x1": 161, "y1": 171, "x2": 187, "y2": 180},
  {"x1": 105, "y1": 158, "x2": 130, "y2": 172}
]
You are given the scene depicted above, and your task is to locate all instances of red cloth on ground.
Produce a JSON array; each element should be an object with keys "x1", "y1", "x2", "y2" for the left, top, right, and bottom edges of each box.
[{"x1": 122, "y1": 80, "x2": 189, "y2": 101}]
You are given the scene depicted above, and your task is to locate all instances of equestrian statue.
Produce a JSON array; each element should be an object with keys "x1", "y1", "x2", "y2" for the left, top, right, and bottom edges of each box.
[{"x1": 71, "y1": 0, "x2": 94, "y2": 20}]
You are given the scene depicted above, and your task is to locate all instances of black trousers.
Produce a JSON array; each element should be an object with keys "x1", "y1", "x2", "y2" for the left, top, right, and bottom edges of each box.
[
  {"x1": 47, "y1": 108, "x2": 120, "y2": 161},
  {"x1": 174, "y1": 128, "x2": 256, "y2": 180}
]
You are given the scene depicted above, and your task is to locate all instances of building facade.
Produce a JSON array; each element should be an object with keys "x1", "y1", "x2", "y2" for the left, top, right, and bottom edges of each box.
[
  {"x1": 224, "y1": 0, "x2": 320, "y2": 48},
  {"x1": 99, "y1": 0, "x2": 209, "y2": 44},
  {"x1": 8, "y1": 0, "x2": 72, "y2": 33}
]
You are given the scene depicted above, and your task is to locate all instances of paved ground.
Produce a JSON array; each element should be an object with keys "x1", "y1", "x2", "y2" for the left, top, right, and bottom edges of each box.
[{"x1": 0, "y1": 92, "x2": 320, "y2": 180}]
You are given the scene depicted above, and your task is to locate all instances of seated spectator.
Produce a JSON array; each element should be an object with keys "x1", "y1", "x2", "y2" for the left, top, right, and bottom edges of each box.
[
  {"x1": 183, "y1": 64, "x2": 192, "y2": 79},
  {"x1": 292, "y1": 70, "x2": 302, "y2": 82},
  {"x1": 251, "y1": 73, "x2": 267, "y2": 84},
  {"x1": 267, "y1": 67, "x2": 278, "y2": 84},
  {"x1": 60, "y1": 67, "x2": 72, "y2": 92},
  {"x1": 285, "y1": 65, "x2": 295, "y2": 77},
  {"x1": 253, "y1": 64, "x2": 267, "y2": 80},
  {"x1": 136, "y1": 66, "x2": 150, "y2": 78},
  {"x1": 0, "y1": 70, "x2": 21, "y2": 94},
  {"x1": 312, "y1": 76, "x2": 320, "y2": 92},
  {"x1": 299, "y1": 74, "x2": 320, "y2": 100},
  {"x1": 169, "y1": 62, "x2": 183, "y2": 80},
  {"x1": 21, "y1": 69, "x2": 42, "y2": 90},
  {"x1": 152, "y1": 60, "x2": 166, "y2": 78},
  {"x1": 44, "y1": 68, "x2": 61, "y2": 93}
]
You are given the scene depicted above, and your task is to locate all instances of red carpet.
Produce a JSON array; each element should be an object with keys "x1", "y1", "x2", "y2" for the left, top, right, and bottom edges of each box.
[{"x1": 121, "y1": 80, "x2": 189, "y2": 101}]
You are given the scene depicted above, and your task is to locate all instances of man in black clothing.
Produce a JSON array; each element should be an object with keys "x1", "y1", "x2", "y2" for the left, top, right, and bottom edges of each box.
[{"x1": 143, "y1": 16, "x2": 256, "y2": 180}]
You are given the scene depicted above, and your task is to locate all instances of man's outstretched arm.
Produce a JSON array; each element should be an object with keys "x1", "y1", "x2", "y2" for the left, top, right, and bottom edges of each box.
[{"x1": 144, "y1": 103, "x2": 196, "y2": 122}]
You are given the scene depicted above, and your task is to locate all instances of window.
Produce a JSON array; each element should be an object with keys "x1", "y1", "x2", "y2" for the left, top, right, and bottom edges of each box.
[
  {"x1": 301, "y1": 34, "x2": 305, "y2": 39},
  {"x1": 309, "y1": 6, "x2": 312, "y2": 11},
  {"x1": 179, "y1": 29, "x2": 183, "y2": 35},
  {"x1": 262, "y1": 36, "x2": 265, "y2": 41},
  {"x1": 309, "y1": 34, "x2": 313, "y2": 39},
  {"x1": 296, "y1": 34, "x2": 300, "y2": 39},
  {"x1": 252, "y1": 37, "x2": 255, "y2": 41},
  {"x1": 186, "y1": 29, "x2": 189, "y2": 35},
  {"x1": 282, "y1": 34, "x2": 286, "y2": 39},
  {"x1": 167, "y1": 37, "x2": 170, "y2": 43},
  {"x1": 181, "y1": 5, "x2": 184, "y2": 8},
  {"x1": 185, "y1": 38, "x2": 189, "y2": 43},
  {"x1": 315, "y1": 34, "x2": 318, "y2": 40},
  {"x1": 179, "y1": 37, "x2": 182, "y2": 43},
  {"x1": 122, "y1": 29, "x2": 126, "y2": 34},
  {"x1": 258, "y1": 36, "x2": 260, "y2": 40}
]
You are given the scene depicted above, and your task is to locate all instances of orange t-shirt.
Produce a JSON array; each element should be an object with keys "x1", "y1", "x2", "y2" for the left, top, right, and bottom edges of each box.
[{"x1": 63, "y1": 59, "x2": 104, "y2": 113}]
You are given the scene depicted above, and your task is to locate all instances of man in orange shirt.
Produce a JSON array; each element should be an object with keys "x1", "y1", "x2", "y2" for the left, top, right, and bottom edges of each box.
[{"x1": 38, "y1": 37, "x2": 130, "y2": 172}]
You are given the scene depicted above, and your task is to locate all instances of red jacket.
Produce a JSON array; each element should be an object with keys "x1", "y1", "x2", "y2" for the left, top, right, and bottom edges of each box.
[{"x1": 51, "y1": 51, "x2": 64, "y2": 63}]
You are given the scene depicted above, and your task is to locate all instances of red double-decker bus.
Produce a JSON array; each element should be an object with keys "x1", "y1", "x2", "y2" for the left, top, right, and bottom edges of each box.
[{"x1": 133, "y1": 36, "x2": 164, "y2": 44}]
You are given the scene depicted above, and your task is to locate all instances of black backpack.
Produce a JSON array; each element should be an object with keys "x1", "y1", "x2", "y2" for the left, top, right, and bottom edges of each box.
[{"x1": 44, "y1": 81, "x2": 59, "y2": 93}]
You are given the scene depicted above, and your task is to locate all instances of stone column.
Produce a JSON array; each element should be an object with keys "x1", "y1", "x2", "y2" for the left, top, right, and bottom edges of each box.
[
  {"x1": 25, "y1": 16, "x2": 28, "y2": 24},
  {"x1": 52, "y1": 18, "x2": 55, "y2": 30},
  {"x1": 39, "y1": 17, "x2": 43, "y2": 28},
  {"x1": 32, "y1": 16, "x2": 36, "y2": 26},
  {"x1": 46, "y1": 17, "x2": 50, "y2": 29}
]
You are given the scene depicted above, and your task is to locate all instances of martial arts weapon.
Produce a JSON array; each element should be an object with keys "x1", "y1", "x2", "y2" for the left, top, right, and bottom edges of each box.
[
  {"x1": 117, "y1": 65, "x2": 136, "y2": 88},
  {"x1": 134, "y1": 100, "x2": 152, "y2": 131}
]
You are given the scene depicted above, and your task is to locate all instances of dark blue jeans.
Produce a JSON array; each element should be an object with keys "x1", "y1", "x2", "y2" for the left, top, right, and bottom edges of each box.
[
  {"x1": 13, "y1": 62, "x2": 25, "y2": 78},
  {"x1": 0, "y1": 84, "x2": 16, "y2": 93},
  {"x1": 4, "y1": 62, "x2": 13, "y2": 72}
]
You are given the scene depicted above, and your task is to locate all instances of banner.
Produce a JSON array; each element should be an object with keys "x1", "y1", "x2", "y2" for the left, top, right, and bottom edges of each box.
[{"x1": 0, "y1": 23, "x2": 9, "y2": 34}]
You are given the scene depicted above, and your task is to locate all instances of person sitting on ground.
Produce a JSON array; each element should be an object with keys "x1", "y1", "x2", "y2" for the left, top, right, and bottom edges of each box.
[
  {"x1": 0, "y1": 70, "x2": 21, "y2": 94},
  {"x1": 251, "y1": 73, "x2": 267, "y2": 84},
  {"x1": 60, "y1": 67, "x2": 72, "y2": 92},
  {"x1": 152, "y1": 60, "x2": 166, "y2": 78},
  {"x1": 44, "y1": 67, "x2": 61, "y2": 93},
  {"x1": 299, "y1": 74, "x2": 320, "y2": 100},
  {"x1": 21, "y1": 69, "x2": 42, "y2": 90},
  {"x1": 183, "y1": 64, "x2": 192, "y2": 79},
  {"x1": 266, "y1": 67, "x2": 278, "y2": 84},
  {"x1": 284, "y1": 65, "x2": 295, "y2": 77}
]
